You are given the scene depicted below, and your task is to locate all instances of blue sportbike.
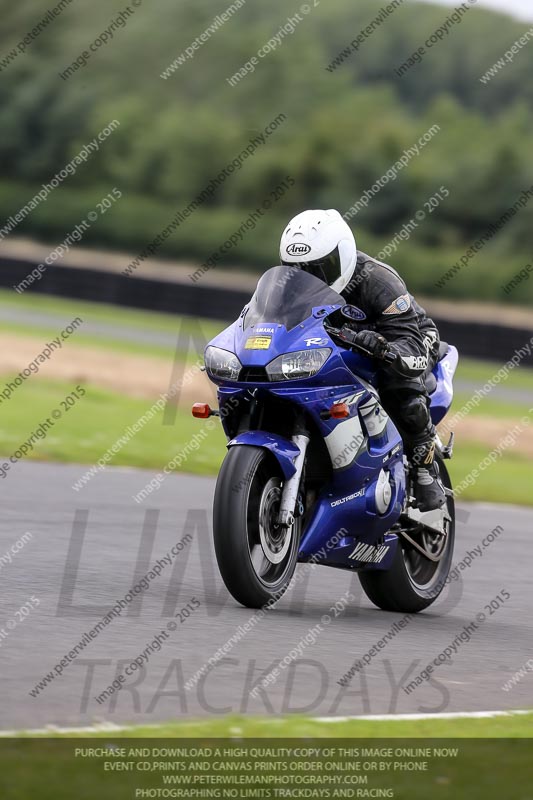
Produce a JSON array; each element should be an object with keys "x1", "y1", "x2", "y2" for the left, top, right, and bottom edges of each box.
[{"x1": 197, "y1": 266, "x2": 458, "y2": 613}]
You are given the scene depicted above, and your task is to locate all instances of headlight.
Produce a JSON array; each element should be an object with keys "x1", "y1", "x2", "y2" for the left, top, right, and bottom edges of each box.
[
  {"x1": 266, "y1": 348, "x2": 331, "y2": 382},
  {"x1": 205, "y1": 346, "x2": 242, "y2": 381}
]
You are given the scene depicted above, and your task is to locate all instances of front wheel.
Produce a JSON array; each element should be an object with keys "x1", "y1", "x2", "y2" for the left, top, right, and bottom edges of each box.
[
  {"x1": 359, "y1": 455, "x2": 455, "y2": 613},
  {"x1": 213, "y1": 445, "x2": 300, "y2": 608}
]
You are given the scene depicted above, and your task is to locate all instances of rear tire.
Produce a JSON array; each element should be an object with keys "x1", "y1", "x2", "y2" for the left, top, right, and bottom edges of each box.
[
  {"x1": 213, "y1": 445, "x2": 300, "y2": 608},
  {"x1": 359, "y1": 456, "x2": 455, "y2": 613}
]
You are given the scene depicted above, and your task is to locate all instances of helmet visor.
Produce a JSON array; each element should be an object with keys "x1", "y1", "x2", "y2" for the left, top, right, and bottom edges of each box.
[{"x1": 282, "y1": 246, "x2": 341, "y2": 287}]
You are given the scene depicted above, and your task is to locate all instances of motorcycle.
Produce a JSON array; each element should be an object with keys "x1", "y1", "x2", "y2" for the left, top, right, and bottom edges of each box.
[{"x1": 194, "y1": 266, "x2": 458, "y2": 613}]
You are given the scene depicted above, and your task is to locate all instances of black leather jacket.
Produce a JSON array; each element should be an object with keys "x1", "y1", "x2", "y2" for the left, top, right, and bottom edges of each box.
[{"x1": 338, "y1": 251, "x2": 439, "y2": 378}]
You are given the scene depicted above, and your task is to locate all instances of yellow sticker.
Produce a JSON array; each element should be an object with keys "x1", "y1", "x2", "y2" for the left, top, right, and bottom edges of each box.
[{"x1": 245, "y1": 336, "x2": 271, "y2": 350}]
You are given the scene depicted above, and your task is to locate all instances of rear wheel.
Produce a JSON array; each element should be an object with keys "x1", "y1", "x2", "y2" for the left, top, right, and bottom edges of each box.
[
  {"x1": 359, "y1": 455, "x2": 455, "y2": 613},
  {"x1": 213, "y1": 445, "x2": 300, "y2": 608}
]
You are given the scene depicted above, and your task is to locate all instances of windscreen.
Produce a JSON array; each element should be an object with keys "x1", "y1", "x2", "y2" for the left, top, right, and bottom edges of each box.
[{"x1": 243, "y1": 266, "x2": 344, "y2": 331}]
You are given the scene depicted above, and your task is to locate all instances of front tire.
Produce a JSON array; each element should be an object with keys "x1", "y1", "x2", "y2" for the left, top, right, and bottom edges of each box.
[
  {"x1": 213, "y1": 445, "x2": 300, "y2": 608},
  {"x1": 359, "y1": 455, "x2": 455, "y2": 613}
]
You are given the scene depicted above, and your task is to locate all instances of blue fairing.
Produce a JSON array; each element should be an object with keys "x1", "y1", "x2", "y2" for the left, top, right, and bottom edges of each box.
[
  {"x1": 208, "y1": 267, "x2": 457, "y2": 573},
  {"x1": 227, "y1": 431, "x2": 300, "y2": 480},
  {"x1": 429, "y1": 345, "x2": 459, "y2": 425}
]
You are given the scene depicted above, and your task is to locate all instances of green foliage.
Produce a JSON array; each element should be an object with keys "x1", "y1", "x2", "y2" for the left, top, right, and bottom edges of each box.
[{"x1": 1, "y1": 0, "x2": 532, "y2": 303}]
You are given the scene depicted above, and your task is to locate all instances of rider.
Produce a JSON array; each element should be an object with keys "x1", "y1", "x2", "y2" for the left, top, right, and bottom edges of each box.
[{"x1": 279, "y1": 208, "x2": 446, "y2": 512}]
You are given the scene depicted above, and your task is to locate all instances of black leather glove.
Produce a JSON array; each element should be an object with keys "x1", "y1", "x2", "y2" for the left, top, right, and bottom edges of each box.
[{"x1": 350, "y1": 329, "x2": 392, "y2": 361}]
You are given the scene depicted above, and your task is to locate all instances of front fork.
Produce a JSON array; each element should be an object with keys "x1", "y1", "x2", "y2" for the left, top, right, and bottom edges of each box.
[{"x1": 278, "y1": 434, "x2": 309, "y2": 528}]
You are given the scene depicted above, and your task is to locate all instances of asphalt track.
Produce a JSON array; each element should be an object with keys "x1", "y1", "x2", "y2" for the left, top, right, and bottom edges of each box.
[{"x1": 0, "y1": 461, "x2": 531, "y2": 730}]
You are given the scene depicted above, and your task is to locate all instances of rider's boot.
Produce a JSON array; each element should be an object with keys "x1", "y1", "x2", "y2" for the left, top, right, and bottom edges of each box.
[{"x1": 410, "y1": 438, "x2": 446, "y2": 512}]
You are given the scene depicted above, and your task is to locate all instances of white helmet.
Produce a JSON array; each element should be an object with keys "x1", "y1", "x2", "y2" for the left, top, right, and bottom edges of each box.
[{"x1": 279, "y1": 209, "x2": 357, "y2": 294}]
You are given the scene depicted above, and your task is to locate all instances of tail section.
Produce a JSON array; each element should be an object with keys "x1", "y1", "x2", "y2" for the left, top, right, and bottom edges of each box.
[{"x1": 430, "y1": 345, "x2": 459, "y2": 426}]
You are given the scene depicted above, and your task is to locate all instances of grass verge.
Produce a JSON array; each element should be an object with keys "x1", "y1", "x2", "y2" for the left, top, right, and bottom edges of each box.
[
  {"x1": 1, "y1": 291, "x2": 532, "y2": 503},
  {"x1": 0, "y1": 379, "x2": 226, "y2": 478},
  {"x1": 1, "y1": 289, "x2": 533, "y2": 391},
  {"x1": 10, "y1": 711, "x2": 532, "y2": 738},
  {"x1": 2, "y1": 715, "x2": 531, "y2": 799},
  {"x1": 0, "y1": 377, "x2": 531, "y2": 504}
]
